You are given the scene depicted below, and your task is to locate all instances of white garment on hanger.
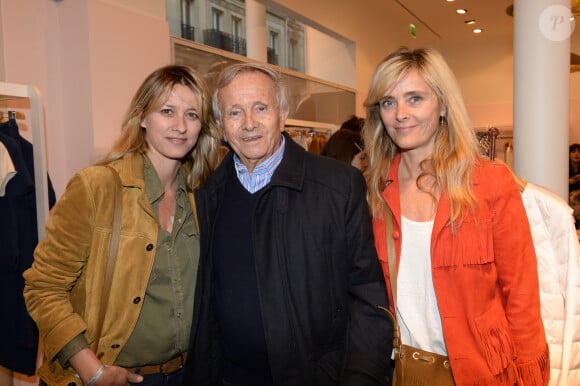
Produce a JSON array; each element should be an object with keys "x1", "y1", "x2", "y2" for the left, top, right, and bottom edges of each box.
[
  {"x1": 521, "y1": 182, "x2": 580, "y2": 386},
  {"x1": 0, "y1": 140, "x2": 17, "y2": 196}
]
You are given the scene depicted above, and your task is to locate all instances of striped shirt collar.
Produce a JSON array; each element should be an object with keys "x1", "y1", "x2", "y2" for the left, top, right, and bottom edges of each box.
[{"x1": 233, "y1": 135, "x2": 285, "y2": 193}]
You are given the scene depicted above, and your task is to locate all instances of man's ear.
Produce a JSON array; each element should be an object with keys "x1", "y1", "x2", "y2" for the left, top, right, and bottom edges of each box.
[{"x1": 280, "y1": 109, "x2": 289, "y2": 129}]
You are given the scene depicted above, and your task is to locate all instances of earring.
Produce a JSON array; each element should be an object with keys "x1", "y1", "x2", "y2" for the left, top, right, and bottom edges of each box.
[{"x1": 439, "y1": 115, "x2": 446, "y2": 126}]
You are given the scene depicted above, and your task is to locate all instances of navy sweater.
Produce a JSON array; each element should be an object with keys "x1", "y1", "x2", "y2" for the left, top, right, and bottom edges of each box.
[{"x1": 212, "y1": 173, "x2": 273, "y2": 386}]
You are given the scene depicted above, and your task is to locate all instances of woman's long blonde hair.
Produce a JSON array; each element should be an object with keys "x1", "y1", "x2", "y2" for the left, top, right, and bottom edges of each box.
[
  {"x1": 362, "y1": 47, "x2": 480, "y2": 224},
  {"x1": 99, "y1": 65, "x2": 220, "y2": 188}
]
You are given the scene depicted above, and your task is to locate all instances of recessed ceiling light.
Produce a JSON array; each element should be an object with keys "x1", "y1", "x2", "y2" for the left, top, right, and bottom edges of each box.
[
  {"x1": 465, "y1": 19, "x2": 476, "y2": 25},
  {"x1": 446, "y1": 0, "x2": 455, "y2": 2},
  {"x1": 473, "y1": 28, "x2": 483, "y2": 34},
  {"x1": 456, "y1": 9, "x2": 467, "y2": 14}
]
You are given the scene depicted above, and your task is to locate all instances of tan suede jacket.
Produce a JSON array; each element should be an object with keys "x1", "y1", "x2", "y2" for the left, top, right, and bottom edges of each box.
[{"x1": 23, "y1": 152, "x2": 195, "y2": 386}]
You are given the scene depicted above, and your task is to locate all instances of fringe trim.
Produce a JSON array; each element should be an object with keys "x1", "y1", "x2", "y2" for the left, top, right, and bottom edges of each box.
[
  {"x1": 469, "y1": 363, "x2": 518, "y2": 386},
  {"x1": 433, "y1": 221, "x2": 494, "y2": 268},
  {"x1": 480, "y1": 324, "x2": 517, "y2": 375},
  {"x1": 516, "y1": 345, "x2": 550, "y2": 386},
  {"x1": 465, "y1": 346, "x2": 550, "y2": 386}
]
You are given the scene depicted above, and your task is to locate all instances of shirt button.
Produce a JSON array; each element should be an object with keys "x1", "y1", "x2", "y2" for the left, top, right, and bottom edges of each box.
[
  {"x1": 146, "y1": 243, "x2": 154, "y2": 251},
  {"x1": 133, "y1": 297, "x2": 141, "y2": 304},
  {"x1": 392, "y1": 230, "x2": 400, "y2": 239}
]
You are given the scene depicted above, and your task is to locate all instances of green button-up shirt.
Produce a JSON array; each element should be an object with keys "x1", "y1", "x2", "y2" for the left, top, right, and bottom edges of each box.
[
  {"x1": 57, "y1": 156, "x2": 199, "y2": 367},
  {"x1": 115, "y1": 156, "x2": 198, "y2": 366}
]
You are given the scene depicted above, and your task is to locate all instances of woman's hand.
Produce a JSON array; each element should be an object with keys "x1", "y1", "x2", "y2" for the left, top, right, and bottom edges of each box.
[
  {"x1": 69, "y1": 348, "x2": 143, "y2": 385},
  {"x1": 90, "y1": 365, "x2": 143, "y2": 385}
]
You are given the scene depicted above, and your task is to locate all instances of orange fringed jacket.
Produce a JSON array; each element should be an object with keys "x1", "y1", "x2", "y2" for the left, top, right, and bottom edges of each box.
[{"x1": 374, "y1": 155, "x2": 549, "y2": 386}]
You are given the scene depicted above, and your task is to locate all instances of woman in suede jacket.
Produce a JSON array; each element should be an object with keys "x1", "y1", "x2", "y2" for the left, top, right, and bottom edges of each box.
[
  {"x1": 23, "y1": 65, "x2": 220, "y2": 386},
  {"x1": 362, "y1": 47, "x2": 549, "y2": 385}
]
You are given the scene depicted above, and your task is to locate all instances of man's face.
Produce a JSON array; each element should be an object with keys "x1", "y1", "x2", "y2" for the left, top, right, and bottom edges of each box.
[{"x1": 219, "y1": 71, "x2": 286, "y2": 172}]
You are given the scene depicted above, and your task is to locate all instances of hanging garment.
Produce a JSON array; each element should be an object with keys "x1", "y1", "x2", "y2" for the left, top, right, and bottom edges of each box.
[
  {"x1": 0, "y1": 119, "x2": 56, "y2": 375},
  {"x1": 0, "y1": 140, "x2": 17, "y2": 196},
  {"x1": 521, "y1": 182, "x2": 580, "y2": 385}
]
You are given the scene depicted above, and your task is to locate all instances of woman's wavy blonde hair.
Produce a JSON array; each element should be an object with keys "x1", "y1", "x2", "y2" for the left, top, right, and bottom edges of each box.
[
  {"x1": 362, "y1": 47, "x2": 480, "y2": 225},
  {"x1": 99, "y1": 65, "x2": 220, "y2": 189}
]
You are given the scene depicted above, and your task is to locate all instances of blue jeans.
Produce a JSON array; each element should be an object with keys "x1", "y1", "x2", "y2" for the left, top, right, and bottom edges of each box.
[{"x1": 129, "y1": 368, "x2": 184, "y2": 386}]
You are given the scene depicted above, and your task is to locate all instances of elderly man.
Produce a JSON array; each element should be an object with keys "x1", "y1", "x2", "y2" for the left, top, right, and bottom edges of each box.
[{"x1": 184, "y1": 62, "x2": 392, "y2": 386}]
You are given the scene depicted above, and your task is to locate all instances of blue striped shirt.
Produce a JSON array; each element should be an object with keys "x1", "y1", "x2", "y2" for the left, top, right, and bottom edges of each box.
[{"x1": 233, "y1": 135, "x2": 285, "y2": 193}]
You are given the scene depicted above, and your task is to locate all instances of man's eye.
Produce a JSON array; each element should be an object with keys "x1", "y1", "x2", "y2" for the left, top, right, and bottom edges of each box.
[{"x1": 160, "y1": 108, "x2": 173, "y2": 115}]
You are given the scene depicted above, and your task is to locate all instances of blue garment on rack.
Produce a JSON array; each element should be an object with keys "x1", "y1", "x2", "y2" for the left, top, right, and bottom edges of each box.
[{"x1": 0, "y1": 118, "x2": 56, "y2": 375}]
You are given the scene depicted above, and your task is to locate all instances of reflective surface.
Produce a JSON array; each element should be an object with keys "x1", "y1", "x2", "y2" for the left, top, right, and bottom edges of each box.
[{"x1": 172, "y1": 38, "x2": 355, "y2": 127}]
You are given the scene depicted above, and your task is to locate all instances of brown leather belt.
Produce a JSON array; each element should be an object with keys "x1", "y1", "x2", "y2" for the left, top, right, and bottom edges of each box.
[{"x1": 127, "y1": 352, "x2": 187, "y2": 376}]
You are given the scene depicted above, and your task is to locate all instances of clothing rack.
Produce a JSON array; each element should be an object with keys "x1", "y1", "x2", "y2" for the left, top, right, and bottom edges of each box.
[
  {"x1": 0, "y1": 82, "x2": 48, "y2": 238},
  {"x1": 0, "y1": 110, "x2": 26, "y2": 121},
  {"x1": 286, "y1": 126, "x2": 332, "y2": 155},
  {"x1": 488, "y1": 127, "x2": 500, "y2": 160},
  {"x1": 476, "y1": 127, "x2": 501, "y2": 160}
]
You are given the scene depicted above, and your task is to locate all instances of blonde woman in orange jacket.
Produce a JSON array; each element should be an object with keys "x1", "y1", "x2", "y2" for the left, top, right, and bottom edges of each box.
[{"x1": 362, "y1": 47, "x2": 549, "y2": 385}]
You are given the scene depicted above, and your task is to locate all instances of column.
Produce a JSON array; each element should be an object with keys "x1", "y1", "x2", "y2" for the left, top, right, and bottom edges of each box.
[
  {"x1": 513, "y1": 0, "x2": 572, "y2": 200},
  {"x1": 245, "y1": 0, "x2": 267, "y2": 62}
]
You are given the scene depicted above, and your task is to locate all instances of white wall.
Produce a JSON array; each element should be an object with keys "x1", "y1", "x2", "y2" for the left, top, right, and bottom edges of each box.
[
  {"x1": 306, "y1": 26, "x2": 355, "y2": 89},
  {"x1": 0, "y1": 0, "x2": 170, "y2": 197},
  {"x1": 88, "y1": 0, "x2": 171, "y2": 160}
]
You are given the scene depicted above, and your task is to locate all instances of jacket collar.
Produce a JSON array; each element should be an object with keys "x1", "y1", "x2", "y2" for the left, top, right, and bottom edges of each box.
[
  {"x1": 116, "y1": 151, "x2": 146, "y2": 189},
  {"x1": 206, "y1": 131, "x2": 307, "y2": 193},
  {"x1": 269, "y1": 131, "x2": 306, "y2": 191},
  {"x1": 382, "y1": 153, "x2": 401, "y2": 219},
  {"x1": 383, "y1": 152, "x2": 451, "y2": 235}
]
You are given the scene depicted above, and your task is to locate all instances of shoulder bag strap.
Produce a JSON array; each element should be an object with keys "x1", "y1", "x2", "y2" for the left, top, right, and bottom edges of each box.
[
  {"x1": 92, "y1": 166, "x2": 123, "y2": 352},
  {"x1": 385, "y1": 204, "x2": 397, "y2": 308},
  {"x1": 187, "y1": 191, "x2": 200, "y2": 234},
  {"x1": 383, "y1": 204, "x2": 402, "y2": 353}
]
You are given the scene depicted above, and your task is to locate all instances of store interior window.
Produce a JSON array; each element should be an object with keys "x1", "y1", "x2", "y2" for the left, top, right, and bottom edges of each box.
[
  {"x1": 166, "y1": 0, "x2": 353, "y2": 82},
  {"x1": 167, "y1": 0, "x2": 356, "y2": 129}
]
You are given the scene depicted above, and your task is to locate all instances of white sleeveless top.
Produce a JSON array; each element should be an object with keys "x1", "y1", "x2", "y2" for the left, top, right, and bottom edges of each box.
[{"x1": 396, "y1": 215, "x2": 447, "y2": 355}]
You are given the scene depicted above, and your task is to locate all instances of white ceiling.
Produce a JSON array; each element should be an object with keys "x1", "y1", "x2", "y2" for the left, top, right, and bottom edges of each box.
[
  {"x1": 385, "y1": 0, "x2": 578, "y2": 60},
  {"x1": 392, "y1": 0, "x2": 513, "y2": 41},
  {"x1": 270, "y1": 0, "x2": 580, "y2": 107}
]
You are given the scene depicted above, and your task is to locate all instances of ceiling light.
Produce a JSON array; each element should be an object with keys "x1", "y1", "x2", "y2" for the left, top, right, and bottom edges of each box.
[
  {"x1": 446, "y1": 0, "x2": 455, "y2": 2},
  {"x1": 465, "y1": 20, "x2": 476, "y2": 25},
  {"x1": 473, "y1": 28, "x2": 483, "y2": 34},
  {"x1": 456, "y1": 9, "x2": 467, "y2": 14}
]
